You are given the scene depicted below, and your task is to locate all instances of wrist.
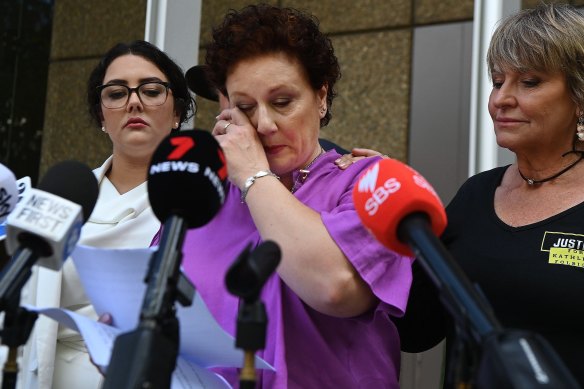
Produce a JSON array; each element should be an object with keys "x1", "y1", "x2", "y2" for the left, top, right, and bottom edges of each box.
[{"x1": 240, "y1": 170, "x2": 280, "y2": 203}]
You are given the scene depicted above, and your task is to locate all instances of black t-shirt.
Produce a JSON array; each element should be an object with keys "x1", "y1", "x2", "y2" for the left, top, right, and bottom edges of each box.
[{"x1": 442, "y1": 165, "x2": 584, "y2": 385}]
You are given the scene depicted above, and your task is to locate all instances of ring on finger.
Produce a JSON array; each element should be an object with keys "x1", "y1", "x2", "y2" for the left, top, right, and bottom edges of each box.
[{"x1": 223, "y1": 122, "x2": 232, "y2": 130}]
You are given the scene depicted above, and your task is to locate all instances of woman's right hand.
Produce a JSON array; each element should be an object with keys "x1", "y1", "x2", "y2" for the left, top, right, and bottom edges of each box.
[
  {"x1": 98, "y1": 312, "x2": 113, "y2": 325},
  {"x1": 212, "y1": 107, "x2": 270, "y2": 189}
]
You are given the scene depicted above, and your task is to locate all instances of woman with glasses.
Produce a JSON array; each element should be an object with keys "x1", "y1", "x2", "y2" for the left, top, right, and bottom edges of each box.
[{"x1": 19, "y1": 40, "x2": 193, "y2": 389}]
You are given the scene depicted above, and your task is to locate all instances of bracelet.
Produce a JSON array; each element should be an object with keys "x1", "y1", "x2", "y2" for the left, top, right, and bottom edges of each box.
[{"x1": 240, "y1": 170, "x2": 280, "y2": 203}]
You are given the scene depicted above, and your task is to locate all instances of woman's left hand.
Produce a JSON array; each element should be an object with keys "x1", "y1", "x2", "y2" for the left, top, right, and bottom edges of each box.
[
  {"x1": 213, "y1": 108, "x2": 270, "y2": 189},
  {"x1": 335, "y1": 148, "x2": 389, "y2": 170}
]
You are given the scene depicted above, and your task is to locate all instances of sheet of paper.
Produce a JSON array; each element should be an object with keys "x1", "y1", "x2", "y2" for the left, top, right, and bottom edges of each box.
[
  {"x1": 69, "y1": 244, "x2": 273, "y2": 370},
  {"x1": 24, "y1": 306, "x2": 232, "y2": 389}
]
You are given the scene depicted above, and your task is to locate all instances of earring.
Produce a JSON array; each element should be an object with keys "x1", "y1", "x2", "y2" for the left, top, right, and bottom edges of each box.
[
  {"x1": 101, "y1": 126, "x2": 106, "y2": 133},
  {"x1": 578, "y1": 113, "x2": 584, "y2": 141},
  {"x1": 175, "y1": 122, "x2": 179, "y2": 128}
]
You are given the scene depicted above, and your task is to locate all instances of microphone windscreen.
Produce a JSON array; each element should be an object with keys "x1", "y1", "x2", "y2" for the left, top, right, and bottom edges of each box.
[
  {"x1": 0, "y1": 164, "x2": 18, "y2": 223},
  {"x1": 38, "y1": 161, "x2": 99, "y2": 222},
  {"x1": 147, "y1": 130, "x2": 227, "y2": 227},
  {"x1": 225, "y1": 240, "x2": 281, "y2": 300},
  {"x1": 352, "y1": 158, "x2": 447, "y2": 256}
]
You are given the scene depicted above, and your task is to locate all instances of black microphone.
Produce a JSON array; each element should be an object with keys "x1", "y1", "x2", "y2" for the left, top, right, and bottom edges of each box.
[
  {"x1": 103, "y1": 129, "x2": 227, "y2": 389},
  {"x1": 0, "y1": 160, "x2": 98, "y2": 389},
  {"x1": 147, "y1": 129, "x2": 227, "y2": 227},
  {"x1": 225, "y1": 241, "x2": 281, "y2": 389},
  {"x1": 226, "y1": 240, "x2": 281, "y2": 303},
  {"x1": 352, "y1": 158, "x2": 580, "y2": 389},
  {"x1": 0, "y1": 160, "x2": 98, "y2": 308}
]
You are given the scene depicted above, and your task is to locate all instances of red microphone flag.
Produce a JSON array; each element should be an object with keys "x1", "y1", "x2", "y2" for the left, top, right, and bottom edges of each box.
[{"x1": 352, "y1": 158, "x2": 447, "y2": 256}]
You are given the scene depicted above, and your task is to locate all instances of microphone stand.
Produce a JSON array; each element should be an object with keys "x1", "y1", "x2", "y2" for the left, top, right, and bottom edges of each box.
[
  {"x1": 225, "y1": 241, "x2": 281, "y2": 389},
  {"x1": 102, "y1": 215, "x2": 195, "y2": 389},
  {"x1": 398, "y1": 213, "x2": 580, "y2": 388},
  {"x1": 235, "y1": 300, "x2": 267, "y2": 389},
  {"x1": 0, "y1": 292, "x2": 38, "y2": 389},
  {"x1": 0, "y1": 246, "x2": 48, "y2": 389}
]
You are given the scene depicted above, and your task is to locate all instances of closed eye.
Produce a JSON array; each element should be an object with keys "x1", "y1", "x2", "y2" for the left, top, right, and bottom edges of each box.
[
  {"x1": 273, "y1": 99, "x2": 291, "y2": 108},
  {"x1": 492, "y1": 81, "x2": 503, "y2": 89},
  {"x1": 107, "y1": 89, "x2": 128, "y2": 100},
  {"x1": 237, "y1": 104, "x2": 255, "y2": 113},
  {"x1": 522, "y1": 79, "x2": 540, "y2": 88}
]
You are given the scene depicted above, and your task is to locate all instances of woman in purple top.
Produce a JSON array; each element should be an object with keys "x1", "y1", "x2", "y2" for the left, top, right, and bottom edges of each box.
[{"x1": 179, "y1": 4, "x2": 412, "y2": 387}]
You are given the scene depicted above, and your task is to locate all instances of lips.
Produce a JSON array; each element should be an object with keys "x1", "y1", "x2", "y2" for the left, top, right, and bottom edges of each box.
[
  {"x1": 124, "y1": 117, "x2": 148, "y2": 128},
  {"x1": 264, "y1": 145, "x2": 286, "y2": 155},
  {"x1": 496, "y1": 117, "x2": 522, "y2": 122}
]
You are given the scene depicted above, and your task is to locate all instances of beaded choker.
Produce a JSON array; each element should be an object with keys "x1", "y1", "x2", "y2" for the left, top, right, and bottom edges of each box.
[{"x1": 518, "y1": 150, "x2": 584, "y2": 186}]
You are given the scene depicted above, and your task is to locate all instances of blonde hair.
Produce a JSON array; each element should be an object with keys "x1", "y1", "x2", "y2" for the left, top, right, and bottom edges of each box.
[{"x1": 487, "y1": 4, "x2": 584, "y2": 108}]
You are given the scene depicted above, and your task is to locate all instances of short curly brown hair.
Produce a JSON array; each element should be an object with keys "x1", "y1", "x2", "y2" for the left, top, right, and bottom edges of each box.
[{"x1": 205, "y1": 4, "x2": 341, "y2": 127}]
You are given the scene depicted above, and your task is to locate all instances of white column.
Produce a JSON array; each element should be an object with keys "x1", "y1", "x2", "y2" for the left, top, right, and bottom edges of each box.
[
  {"x1": 145, "y1": 0, "x2": 202, "y2": 128},
  {"x1": 468, "y1": 0, "x2": 520, "y2": 175}
]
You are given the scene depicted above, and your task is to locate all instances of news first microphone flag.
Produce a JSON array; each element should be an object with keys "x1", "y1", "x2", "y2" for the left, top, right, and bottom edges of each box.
[{"x1": 4, "y1": 161, "x2": 98, "y2": 271}]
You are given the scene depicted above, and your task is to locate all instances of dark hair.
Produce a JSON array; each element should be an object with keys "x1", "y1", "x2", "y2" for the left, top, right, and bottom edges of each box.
[
  {"x1": 87, "y1": 40, "x2": 194, "y2": 129},
  {"x1": 205, "y1": 4, "x2": 341, "y2": 127}
]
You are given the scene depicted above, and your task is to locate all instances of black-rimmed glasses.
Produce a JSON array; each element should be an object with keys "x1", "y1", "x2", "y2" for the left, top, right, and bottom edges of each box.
[{"x1": 97, "y1": 81, "x2": 171, "y2": 109}]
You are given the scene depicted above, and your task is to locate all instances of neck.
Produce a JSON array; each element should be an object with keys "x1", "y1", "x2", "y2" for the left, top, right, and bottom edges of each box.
[
  {"x1": 107, "y1": 155, "x2": 148, "y2": 194},
  {"x1": 302, "y1": 146, "x2": 325, "y2": 170},
  {"x1": 288, "y1": 145, "x2": 325, "y2": 193},
  {"x1": 516, "y1": 149, "x2": 584, "y2": 186}
]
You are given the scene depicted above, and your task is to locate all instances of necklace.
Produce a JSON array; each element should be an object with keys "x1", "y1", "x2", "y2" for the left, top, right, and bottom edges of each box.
[
  {"x1": 291, "y1": 147, "x2": 325, "y2": 193},
  {"x1": 518, "y1": 150, "x2": 584, "y2": 186}
]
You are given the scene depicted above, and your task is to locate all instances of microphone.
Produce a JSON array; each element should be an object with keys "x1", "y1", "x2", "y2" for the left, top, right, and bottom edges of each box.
[
  {"x1": 0, "y1": 164, "x2": 19, "y2": 224},
  {"x1": 352, "y1": 158, "x2": 580, "y2": 389},
  {"x1": 0, "y1": 160, "x2": 98, "y2": 308},
  {"x1": 225, "y1": 241, "x2": 281, "y2": 389},
  {"x1": 352, "y1": 158, "x2": 447, "y2": 257},
  {"x1": 226, "y1": 240, "x2": 281, "y2": 303},
  {"x1": 103, "y1": 129, "x2": 227, "y2": 389},
  {"x1": 4, "y1": 161, "x2": 98, "y2": 271},
  {"x1": 147, "y1": 129, "x2": 227, "y2": 227},
  {"x1": 0, "y1": 161, "x2": 97, "y2": 389},
  {"x1": 352, "y1": 158, "x2": 498, "y2": 338}
]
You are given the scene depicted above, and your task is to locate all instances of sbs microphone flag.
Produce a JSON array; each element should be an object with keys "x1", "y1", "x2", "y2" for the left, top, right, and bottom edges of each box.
[
  {"x1": 148, "y1": 129, "x2": 227, "y2": 227},
  {"x1": 352, "y1": 158, "x2": 447, "y2": 256}
]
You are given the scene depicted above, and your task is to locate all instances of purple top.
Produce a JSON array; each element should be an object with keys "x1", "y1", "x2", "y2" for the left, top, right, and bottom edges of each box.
[{"x1": 177, "y1": 151, "x2": 412, "y2": 388}]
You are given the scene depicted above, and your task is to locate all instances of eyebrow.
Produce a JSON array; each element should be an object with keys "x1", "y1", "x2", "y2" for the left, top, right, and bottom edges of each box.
[{"x1": 103, "y1": 77, "x2": 165, "y2": 85}]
